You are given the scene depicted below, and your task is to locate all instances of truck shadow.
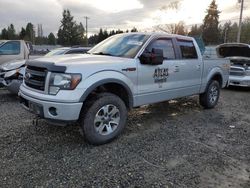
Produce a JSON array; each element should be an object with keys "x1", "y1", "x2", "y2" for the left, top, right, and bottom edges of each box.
[
  {"x1": 225, "y1": 86, "x2": 250, "y2": 92},
  {"x1": 0, "y1": 88, "x2": 19, "y2": 103},
  {"x1": 28, "y1": 96, "x2": 202, "y2": 146}
]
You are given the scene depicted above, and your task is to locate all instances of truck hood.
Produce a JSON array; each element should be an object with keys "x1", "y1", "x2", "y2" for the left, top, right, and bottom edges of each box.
[
  {"x1": 0, "y1": 59, "x2": 26, "y2": 71},
  {"x1": 26, "y1": 54, "x2": 134, "y2": 71},
  {"x1": 216, "y1": 43, "x2": 250, "y2": 66},
  {"x1": 216, "y1": 43, "x2": 250, "y2": 58}
]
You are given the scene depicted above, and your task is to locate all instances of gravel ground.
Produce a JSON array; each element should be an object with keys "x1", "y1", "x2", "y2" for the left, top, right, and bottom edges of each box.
[{"x1": 0, "y1": 87, "x2": 249, "y2": 187}]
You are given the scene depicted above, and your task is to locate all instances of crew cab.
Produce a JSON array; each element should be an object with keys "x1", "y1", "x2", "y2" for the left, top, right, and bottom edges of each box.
[{"x1": 19, "y1": 33, "x2": 230, "y2": 145}]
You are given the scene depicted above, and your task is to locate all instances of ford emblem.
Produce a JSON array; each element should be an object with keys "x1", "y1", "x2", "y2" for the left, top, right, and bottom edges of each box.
[{"x1": 25, "y1": 72, "x2": 32, "y2": 79}]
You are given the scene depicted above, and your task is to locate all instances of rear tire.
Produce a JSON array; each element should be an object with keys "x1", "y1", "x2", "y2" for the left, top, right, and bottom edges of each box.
[
  {"x1": 199, "y1": 80, "x2": 220, "y2": 109},
  {"x1": 80, "y1": 93, "x2": 127, "y2": 145}
]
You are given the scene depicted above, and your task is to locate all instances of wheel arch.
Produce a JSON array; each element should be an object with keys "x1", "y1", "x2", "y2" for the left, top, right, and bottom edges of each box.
[
  {"x1": 79, "y1": 79, "x2": 133, "y2": 109},
  {"x1": 210, "y1": 73, "x2": 223, "y2": 87},
  {"x1": 206, "y1": 67, "x2": 224, "y2": 88}
]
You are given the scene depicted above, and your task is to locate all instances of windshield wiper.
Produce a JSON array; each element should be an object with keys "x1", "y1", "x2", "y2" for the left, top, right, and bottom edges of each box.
[{"x1": 92, "y1": 52, "x2": 114, "y2": 56}]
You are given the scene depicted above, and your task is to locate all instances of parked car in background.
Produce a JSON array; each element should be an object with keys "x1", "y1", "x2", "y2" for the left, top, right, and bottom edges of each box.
[
  {"x1": 0, "y1": 40, "x2": 31, "y2": 65},
  {"x1": 0, "y1": 46, "x2": 91, "y2": 94},
  {"x1": 216, "y1": 43, "x2": 250, "y2": 87},
  {"x1": 45, "y1": 47, "x2": 91, "y2": 57}
]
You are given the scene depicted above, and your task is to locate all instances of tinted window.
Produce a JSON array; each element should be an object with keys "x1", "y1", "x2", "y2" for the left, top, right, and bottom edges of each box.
[
  {"x1": 147, "y1": 39, "x2": 175, "y2": 59},
  {"x1": 177, "y1": 40, "x2": 198, "y2": 59},
  {"x1": 0, "y1": 41, "x2": 20, "y2": 55}
]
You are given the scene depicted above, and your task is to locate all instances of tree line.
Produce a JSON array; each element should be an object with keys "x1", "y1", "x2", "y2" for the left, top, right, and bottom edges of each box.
[
  {"x1": 0, "y1": 23, "x2": 57, "y2": 45},
  {"x1": 0, "y1": 0, "x2": 249, "y2": 46},
  {"x1": 157, "y1": 0, "x2": 250, "y2": 44}
]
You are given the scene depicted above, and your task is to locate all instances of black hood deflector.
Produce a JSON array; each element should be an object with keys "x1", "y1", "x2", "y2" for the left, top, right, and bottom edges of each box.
[{"x1": 25, "y1": 60, "x2": 66, "y2": 72}]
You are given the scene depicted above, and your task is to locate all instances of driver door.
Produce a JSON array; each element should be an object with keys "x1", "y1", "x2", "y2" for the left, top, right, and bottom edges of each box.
[{"x1": 136, "y1": 38, "x2": 178, "y2": 105}]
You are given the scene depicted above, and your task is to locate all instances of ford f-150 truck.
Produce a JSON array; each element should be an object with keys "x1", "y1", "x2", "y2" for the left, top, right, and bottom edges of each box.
[{"x1": 19, "y1": 33, "x2": 230, "y2": 145}]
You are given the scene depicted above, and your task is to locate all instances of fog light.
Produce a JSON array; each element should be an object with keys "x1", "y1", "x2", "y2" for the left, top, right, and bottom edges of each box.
[
  {"x1": 49, "y1": 107, "x2": 57, "y2": 116},
  {"x1": 49, "y1": 86, "x2": 60, "y2": 95}
]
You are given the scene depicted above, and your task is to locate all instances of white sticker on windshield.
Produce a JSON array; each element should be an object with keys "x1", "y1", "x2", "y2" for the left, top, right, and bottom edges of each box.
[{"x1": 127, "y1": 41, "x2": 143, "y2": 46}]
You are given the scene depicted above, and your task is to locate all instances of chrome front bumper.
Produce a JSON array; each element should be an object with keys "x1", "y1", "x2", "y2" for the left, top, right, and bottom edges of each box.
[{"x1": 229, "y1": 75, "x2": 250, "y2": 87}]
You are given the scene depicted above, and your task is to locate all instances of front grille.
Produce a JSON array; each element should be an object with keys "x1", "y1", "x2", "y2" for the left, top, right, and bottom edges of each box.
[
  {"x1": 230, "y1": 66, "x2": 245, "y2": 77},
  {"x1": 24, "y1": 65, "x2": 47, "y2": 91}
]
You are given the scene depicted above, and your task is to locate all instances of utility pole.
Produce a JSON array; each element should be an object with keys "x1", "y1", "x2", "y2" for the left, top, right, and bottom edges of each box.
[
  {"x1": 237, "y1": 0, "x2": 244, "y2": 43},
  {"x1": 84, "y1": 16, "x2": 90, "y2": 46},
  {"x1": 224, "y1": 27, "x2": 228, "y2": 43}
]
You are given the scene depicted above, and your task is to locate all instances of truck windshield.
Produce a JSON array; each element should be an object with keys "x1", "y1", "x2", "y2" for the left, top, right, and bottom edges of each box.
[{"x1": 88, "y1": 34, "x2": 150, "y2": 58}]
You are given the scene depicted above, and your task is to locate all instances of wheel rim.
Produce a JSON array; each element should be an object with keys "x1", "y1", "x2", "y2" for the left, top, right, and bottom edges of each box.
[
  {"x1": 209, "y1": 85, "x2": 218, "y2": 104},
  {"x1": 94, "y1": 104, "x2": 120, "y2": 136}
]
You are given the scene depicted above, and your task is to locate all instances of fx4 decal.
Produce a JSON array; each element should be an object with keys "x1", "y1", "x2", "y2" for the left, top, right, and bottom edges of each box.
[{"x1": 153, "y1": 68, "x2": 169, "y2": 83}]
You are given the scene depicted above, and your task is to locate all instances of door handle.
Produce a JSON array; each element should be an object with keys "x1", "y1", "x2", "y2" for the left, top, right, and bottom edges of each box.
[
  {"x1": 174, "y1": 66, "x2": 180, "y2": 72},
  {"x1": 196, "y1": 65, "x2": 201, "y2": 70}
]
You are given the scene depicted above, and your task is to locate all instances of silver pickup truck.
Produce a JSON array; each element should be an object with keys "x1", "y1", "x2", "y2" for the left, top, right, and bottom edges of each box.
[{"x1": 19, "y1": 33, "x2": 230, "y2": 145}]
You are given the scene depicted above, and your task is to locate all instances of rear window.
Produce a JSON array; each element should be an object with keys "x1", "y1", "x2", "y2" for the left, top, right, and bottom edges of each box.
[{"x1": 177, "y1": 40, "x2": 198, "y2": 59}]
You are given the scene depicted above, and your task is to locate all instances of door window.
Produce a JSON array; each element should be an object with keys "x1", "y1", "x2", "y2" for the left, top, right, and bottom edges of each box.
[
  {"x1": 0, "y1": 41, "x2": 20, "y2": 55},
  {"x1": 177, "y1": 40, "x2": 198, "y2": 59},
  {"x1": 146, "y1": 39, "x2": 176, "y2": 59}
]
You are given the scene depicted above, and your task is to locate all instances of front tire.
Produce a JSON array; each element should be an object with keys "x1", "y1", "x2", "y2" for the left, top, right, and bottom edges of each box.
[
  {"x1": 199, "y1": 80, "x2": 220, "y2": 109},
  {"x1": 81, "y1": 93, "x2": 127, "y2": 145}
]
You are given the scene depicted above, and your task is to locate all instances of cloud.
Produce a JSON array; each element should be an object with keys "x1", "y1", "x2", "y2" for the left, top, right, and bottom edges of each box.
[
  {"x1": 0, "y1": 0, "x2": 62, "y2": 35},
  {"x1": 0, "y1": 0, "x2": 248, "y2": 37}
]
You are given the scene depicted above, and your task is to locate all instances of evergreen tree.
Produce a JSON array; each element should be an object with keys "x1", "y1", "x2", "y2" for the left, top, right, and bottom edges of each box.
[
  {"x1": 97, "y1": 28, "x2": 105, "y2": 43},
  {"x1": 241, "y1": 18, "x2": 250, "y2": 43},
  {"x1": 1, "y1": 28, "x2": 8, "y2": 39},
  {"x1": 131, "y1": 27, "x2": 138, "y2": 32},
  {"x1": 57, "y1": 9, "x2": 85, "y2": 46},
  {"x1": 76, "y1": 22, "x2": 86, "y2": 45},
  {"x1": 25, "y1": 23, "x2": 35, "y2": 43},
  {"x1": 19, "y1": 27, "x2": 26, "y2": 39},
  {"x1": 202, "y1": 0, "x2": 220, "y2": 45},
  {"x1": 48, "y1": 33, "x2": 56, "y2": 45},
  {"x1": 7, "y1": 24, "x2": 16, "y2": 39}
]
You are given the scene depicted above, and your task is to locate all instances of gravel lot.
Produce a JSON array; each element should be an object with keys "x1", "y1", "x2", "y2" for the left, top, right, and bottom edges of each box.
[{"x1": 0, "y1": 87, "x2": 249, "y2": 187}]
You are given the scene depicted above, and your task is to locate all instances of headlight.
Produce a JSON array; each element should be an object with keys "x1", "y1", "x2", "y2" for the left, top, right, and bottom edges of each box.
[{"x1": 49, "y1": 73, "x2": 81, "y2": 95}]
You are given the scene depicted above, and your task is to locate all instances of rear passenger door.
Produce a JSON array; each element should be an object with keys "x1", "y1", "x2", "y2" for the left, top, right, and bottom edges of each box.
[{"x1": 173, "y1": 39, "x2": 202, "y2": 94}]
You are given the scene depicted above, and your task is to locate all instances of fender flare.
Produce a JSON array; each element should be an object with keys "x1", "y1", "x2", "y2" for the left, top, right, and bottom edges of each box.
[
  {"x1": 207, "y1": 67, "x2": 224, "y2": 85},
  {"x1": 79, "y1": 78, "x2": 134, "y2": 108}
]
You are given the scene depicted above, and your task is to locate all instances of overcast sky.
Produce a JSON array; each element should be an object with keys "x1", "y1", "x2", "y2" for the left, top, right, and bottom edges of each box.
[{"x1": 0, "y1": 0, "x2": 249, "y2": 36}]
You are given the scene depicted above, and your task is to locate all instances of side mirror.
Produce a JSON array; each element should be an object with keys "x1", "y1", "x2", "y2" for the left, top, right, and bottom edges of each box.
[{"x1": 139, "y1": 48, "x2": 164, "y2": 65}]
